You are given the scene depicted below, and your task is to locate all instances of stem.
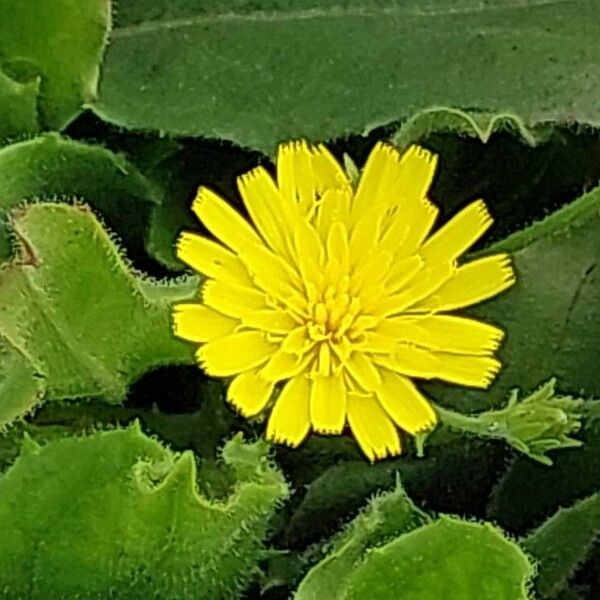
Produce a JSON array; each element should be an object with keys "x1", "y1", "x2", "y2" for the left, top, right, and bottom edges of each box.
[{"x1": 433, "y1": 403, "x2": 493, "y2": 437}]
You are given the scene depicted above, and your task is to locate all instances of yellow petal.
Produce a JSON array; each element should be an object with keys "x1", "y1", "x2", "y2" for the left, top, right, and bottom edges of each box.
[
  {"x1": 382, "y1": 147, "x2": 439, "y2": 256},
  {"x1": 356, "y1": 280, "x2": 387, "y2": 315},
  {"x1": 197, "y1": 331, "x2": 275, "y2": 376},
  {"x1": 277, "y1": 140, "x2": 313, "y2": 211},
  {"x1": 241, "y1": 308, "x2": 299, "y2": 333},
  {"x1": 376, "y1": 370, "x2": 437, "y2": 434},
  {"x1": 350, "y1": 142, "x2": 401, "y2": 224},
  {"x1": 341, "y1": 351, "x2": 382, "y2": 392},
  {"x1": 281, "y1": 326, "x2": 312, "y2": 355},
  {"x1": 352, "y1": 250, "x2": 393, "y2": 294},
  {"x1": 237, "y1": 166, "x2": 295, "y2": 257},
  {"x1": 378, "y1": 218, "x2": 408, "y2": 255},
  {"x1": 293, "y1": 219, "x2": 323, "y2": 283},
  {"x1": 192, "y1": 186, "x2": 260, "y2": 252},
  {"x1": 377, "y1": 262, "x2": 453, "y2": 316},
  {"x1": 176, "y1": 232, "x2": 252, "y2": 286},
  {"x1": 420, "y1": 200, "x2": 492, "y2": 262},
  {"x1": 277, "y1": 141, "x2": 349, "y2": 216},
  {"x1": 357, "y1": 331, "x2": 396, "y2": 354},
  {"x1": 316, "y1": 188, "x2": 352, "y2": 240},
  {"x1": 349, "y1": 208, "x2": 381, "y2": 266},
  {"x1": 172, "y1": 303, "x2": 237, "y2": 342},
  {"x1": 374, "y1": 344, "x2": 439, "y2": 379},
  {"x1": 433, "y1": 352, "x2": 501, "y2": 388},
  {"x1": 377, "y1": 315, "x2": 504, "y2": 355},
  {"x1": 352, "y1": 144, "x2": 438, "y2": 231},
  {"x1": 202, "y1": 279, "x2": 267, "y2": 318},
  {"x1": 227, "y1": 370, "x2": 274, "y2": 417},
  {"x1": 382, "y1": 255, "x2": 423, "y2": 294},
  {"x1": 238, "y1": 242, "x2": 305, "y2": 312},
  {"x1": 261, "y1": 348, "x2": 312, "y2": 382},
  {"x1": 347, "y1": 393, "x2": 401, "y2": 461},
  {"x1": 310, "y1": 372, "x2": 346, "y2": 434},
  {"x1": 266, "y1": 375, "x2": 311, "y2": 447},
  {"x1": 326, "y1": 221, "x2": 350, "y2": 272},
  {"x1": 311, "y1": 143, "x2": 352, "y2": 198},
  {"x1": 415, "y1": 254, "x2": 515, "y2": 312},
  {"x1": 375, "y1": 344, "x2": 501, "y2": 388},
  {"x1": 395, "y1": 145, "x2": 438, "y2": 206},
  {"x1": 394, "y1": 199, "x2": 438, "y2": 258}
]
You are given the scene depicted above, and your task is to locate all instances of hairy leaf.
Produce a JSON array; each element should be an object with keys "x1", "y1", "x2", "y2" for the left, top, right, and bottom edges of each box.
[
  {"x1": 0, "y1": 202, "x2": 197, "y2": 427},
  {"x1": 0, "y1": 0, "x2": 111, "y2": 129},
  {"x1": 0, "y1": 134, "x2": 161, "y2": 262},
  {"x1": 95, "y1": 0, "x2": 600, "y2": 153},
  {"x1": 0, "y1": 424, "x2": 288, "y2": 598},
  {"x1": 523, "y1": 492, "x2": 600, "y2": 599},
  {"x1": 296, "y1": 482, "x2": 429, "y2": 599},
  {"x1": 297, "y1": 511, "x2": 533, "y2": 600}
]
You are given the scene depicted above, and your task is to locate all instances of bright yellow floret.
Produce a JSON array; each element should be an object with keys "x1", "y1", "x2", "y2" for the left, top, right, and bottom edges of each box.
[{"x1": 173, "y1": 141, "x2": 515, "y2": 461}]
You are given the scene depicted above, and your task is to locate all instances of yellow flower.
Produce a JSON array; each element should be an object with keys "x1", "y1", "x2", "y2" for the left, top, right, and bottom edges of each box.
[{"x1": 173, "y1": 141, "x2": 515, "y2": 461}]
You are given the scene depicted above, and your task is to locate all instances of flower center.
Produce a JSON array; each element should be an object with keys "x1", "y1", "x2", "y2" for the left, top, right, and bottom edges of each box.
[{"x1": 304, "y1": 274, "x2": 364, "y2": 345}]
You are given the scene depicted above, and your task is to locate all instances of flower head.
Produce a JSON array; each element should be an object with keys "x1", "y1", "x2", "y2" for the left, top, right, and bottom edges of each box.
[{"x1": 173, "y1": 141, "x2": 515, "y2": 461}]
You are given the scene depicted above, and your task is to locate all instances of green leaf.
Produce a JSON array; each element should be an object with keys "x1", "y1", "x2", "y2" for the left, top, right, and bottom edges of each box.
[
  {"x1": 391, "y1": 107, "x2": 554, "y2": 150},
  {"x1": 94, "y1": 0, "x2": 600, "y2": 153},
  {"x1": 0, "y1": 133, "x2": 162, "y2": 262},
  {"x1": 297, "y1": 512, "x2": 533, "y2": 600},
  {"x1": 0, "y1": 202, "x2": 196, "y2": 427},
  {"x1": 523, "y1": 492, "x2": 600, "y2": 599},
  {"x1": 296, "y1": 482, "x2": 429, "y2": 600},
  {"x1": 428, "y1": 185, "x2": 600, "y2": 412},
  {"x1": 0, "y1": 0, "x2": 111, "y2": 130},
  {"x1": 487, "y1": 402, "x2": 600, "y2": 533},
  {"x1": 0, "y1": 69, "x2": 40, "y2": 140},
  {"x1": 0, "y1": 424, "x2": 288, "y2": 598}
]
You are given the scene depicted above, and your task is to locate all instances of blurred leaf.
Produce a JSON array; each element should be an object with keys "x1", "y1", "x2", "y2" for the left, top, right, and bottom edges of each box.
[
  {"x1": 0, "y1": 69, "x2": 40, "y2": 140},
  {"x1": 95, "y1": 0, "x2": 600, "y2": 153},
  {"x1": 0, "y1": 424, "x2": 288, "y2": 598},
  {"x1": 0, "y1": 203, "x2": 196, "y2": 427},
  {"x1": 297, "y1": 512, "x2": 533, "y2": 600},
  {"x1": 0, "y1": 134, "x2": 162, "y2": 264},
  {"x1": 488, "y1": 402, "x2": 600, "y2": 533},
  {"x1": 523, "y1": 492, "x2": 600, "y2": 599},
  {"x1": 0, "y1": 0, "x2": 111, "y2": 129}
]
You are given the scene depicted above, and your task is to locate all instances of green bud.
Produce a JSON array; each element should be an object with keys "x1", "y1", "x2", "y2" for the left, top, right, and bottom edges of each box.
[{"x1": 434, "y1": 379, "x2": 584, "y2": 465}]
